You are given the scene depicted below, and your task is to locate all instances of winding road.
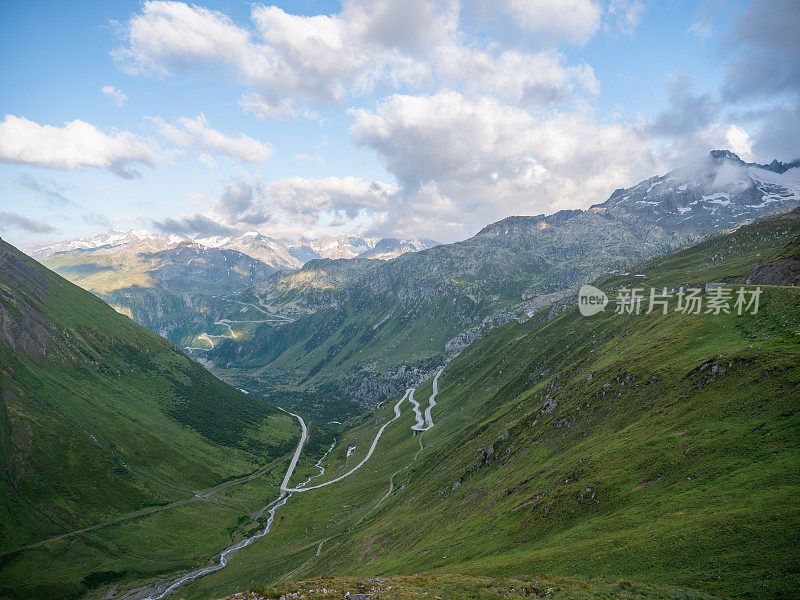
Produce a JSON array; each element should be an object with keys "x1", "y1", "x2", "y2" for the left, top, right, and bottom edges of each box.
[
  {"x1": 185, "y1": 302, "x2": 294, "y2": 352},
  {"x1": 232, "y1": 298, "x2": 294, "y2": 323},
  {"x1": 282, "y1": 388, "x2": 412, "y2": 493},
  {"x1": 406, "y1": 368, "x2": 443, "y2": 432},
  {"x1": 143, "y1": 407, "x2": 316, "y2": 600},
  {"x1": 136, "y1": 370, "x2": 445, "y2": 599},
  {"x1": 7, "y1": 357, "x2": 445, "y2": 600}
]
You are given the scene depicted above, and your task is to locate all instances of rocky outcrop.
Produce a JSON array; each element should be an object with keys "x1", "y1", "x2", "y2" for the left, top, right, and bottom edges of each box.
[{"x1": 0, "y1": 239, "x2": 57, "y2": 357}]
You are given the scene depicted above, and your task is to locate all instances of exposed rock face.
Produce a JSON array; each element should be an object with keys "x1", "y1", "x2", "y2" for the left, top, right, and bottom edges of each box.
[
  {"x1": 479, "y1": 151, "x2": 800, "y2": 243},
  {"x1": 0, "y1": 296, "x2": 56, "y2": 358},
  {"x1": 0, "y1": 239, "x2": 57, "y2": 357},
  {"x1": 476, "y1": 210, "x2": 582, "y2": 236},
  {"x1": 743, "y1": 258, "x2": 800, "y2": 286},
  {"x1": 136, "y1": 243, "x2": 277, "y2": 294}
]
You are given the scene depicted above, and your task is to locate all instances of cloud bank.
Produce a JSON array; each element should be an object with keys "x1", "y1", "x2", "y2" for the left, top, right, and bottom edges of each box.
[{"x1": 0, "y1": 115, "x2": 155, "y2": 178}]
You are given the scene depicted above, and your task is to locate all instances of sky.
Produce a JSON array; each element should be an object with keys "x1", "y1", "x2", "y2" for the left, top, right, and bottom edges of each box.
[{"x1": 0, "y1": 0, "x2": 798, "y2": 249}]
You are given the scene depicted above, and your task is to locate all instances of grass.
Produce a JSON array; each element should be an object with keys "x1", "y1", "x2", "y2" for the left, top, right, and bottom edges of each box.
[
  {"x1": 0, "y1": 239, "x2": 299, "y2": 599},
  {"x1": 239, "y1": 573, "x2": 726, "y2": 600},
  {"x1": 169, "y1": 211, "x2": 799, "y2": 600},
  {"x1": 3, "y1": 211, "x2": 798, "y2": 600}
]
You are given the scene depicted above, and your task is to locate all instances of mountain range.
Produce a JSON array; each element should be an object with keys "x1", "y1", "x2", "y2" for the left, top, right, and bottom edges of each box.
[
  {"x1": 32, "y1": 230, "x2": 438, "y2": 271},
  {"x1": 199, "y1": 151, "x2": 800, "y2": 417},
  {"x1": 3, "y1": 198, "x2": 797, "y2": 600},
  {"x1": 27, "y1": 151, "x2": 800, "y2": 421},
  {"x1": 201, "y1": 206, "x2": 797, "y2": 600}
]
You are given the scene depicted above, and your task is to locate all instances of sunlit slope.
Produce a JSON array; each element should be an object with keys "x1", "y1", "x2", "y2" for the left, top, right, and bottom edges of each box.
[
  {"x1": 206, "y1": 155, "x2": 800, "y2": 420},
  {"x1": 180, "y1": 210, "x2": 799, "y2": 600},
  {"x1": 0, "y1": 239, "x2": 298, "y2": 599}
]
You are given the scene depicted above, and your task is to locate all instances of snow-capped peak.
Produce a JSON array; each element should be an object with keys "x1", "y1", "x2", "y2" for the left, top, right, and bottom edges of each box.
[{"x1": 31, "y1": 228, "x2": 437, "y2": 267}]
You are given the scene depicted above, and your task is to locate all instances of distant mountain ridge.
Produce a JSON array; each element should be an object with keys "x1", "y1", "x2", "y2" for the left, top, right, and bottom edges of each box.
[
  {"x1": 29, "y1": 231, "x2": 438, "y2": 345},
  {"x1": 26, "y1": 150, "x2": 800, "y2": 419},
  {"x1": 32, "y1": 229, "x2": 439, "y2": 268},
  {"x1": 708, "y1": 148, "x2": 800, "y2": 173}
]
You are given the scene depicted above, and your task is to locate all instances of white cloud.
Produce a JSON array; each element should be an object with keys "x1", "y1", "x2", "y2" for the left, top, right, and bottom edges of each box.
[
  {"x1": 150, "y1": 114, "x2": 274, "y2": 163},
  {"x1": 493, "y1": 0, "x2": 602, "y2": 45},
  {"x1": 605, "y1": 0, "x2": 645, "y2": 36},
  {"x1": 723, "y1": 124, "x2": 753, "y2": 159},
  {"x1": 117, "y1": 1, "x2": 600, "y2": 119},
  {"x1": 674, "y1": 123, "x2": 755, "y2": 162},
  {"x1": 436, "y1": 47, "x2": 598, "y2": 107},
  {"x1": 117, "y1": 1, "x2": 389, "y2": 112},
  {"x1": 342, "y1": 0, "x2": 459, "y2": 54},
  {"x1": 266, "y1": 176, "x2": 396, "y2": 216},
  {"x1": 240, "y1": 94, "x2": 304, "y2": 121},
  {"x1": 248, "y1": 6, "x2": 364, "y2": 104},
  {"x1": 101, "y1": 85, "x2": 128, "y2": 107},
  {"x1": 118, "y1": 1, "x2": 251, "y2": 76},
  {"x1": 0, "y1": 114, "x2": 155, "y2": 177},
  {"x1": 152, "y1": 175, "x2": 397, "y2": 239},
  {"x1": 350, "y1": 91, "x2": 664, "y2": 239},
  {"x1": 239, "y1": 93, "x2": 325, "y2": 123}
]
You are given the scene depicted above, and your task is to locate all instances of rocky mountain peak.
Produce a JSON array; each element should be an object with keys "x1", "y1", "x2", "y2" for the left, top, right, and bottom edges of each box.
[
  {"x1": 475, "y1": 210, "x2": 582, "y2": 237},
  {"x1": 709, "y1": 149, "x2": 745, "y2": 164},
  {"x1": 709, "y1": 149, "x2": 800, "y2": 174}
]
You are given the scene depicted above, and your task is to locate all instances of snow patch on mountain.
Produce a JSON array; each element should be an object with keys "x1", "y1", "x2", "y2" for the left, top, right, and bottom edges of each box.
[{"x1": 32, "y1": 229, "x2": 436, "y2": 268}]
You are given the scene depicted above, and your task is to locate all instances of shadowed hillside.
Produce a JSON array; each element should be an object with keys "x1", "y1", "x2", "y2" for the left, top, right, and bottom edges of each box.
[{"x1": 0, "y1": 239, "x2": 299, "y2": 599}]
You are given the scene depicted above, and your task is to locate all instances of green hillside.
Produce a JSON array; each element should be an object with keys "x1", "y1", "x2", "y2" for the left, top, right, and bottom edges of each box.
[
  {"x1": 225, "y1": 574, "x2": 726, "y2": 600},
  {"x1": 0, "y1": 239, "x2": 299, "y2": 600},
  {"x1": 169, "y1": 209, "x2": 799, "y2": 600},
  {"x1": 38, "y1": 240, "x2": 279, "y2": 347},
  {"x1": 206, "y1": 213, "x2": 670, "y2": 420}
]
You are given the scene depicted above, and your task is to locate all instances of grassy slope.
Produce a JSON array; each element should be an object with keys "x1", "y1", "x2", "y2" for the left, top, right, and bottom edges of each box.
[
  {"x1": 210, "y1": 292, "x2": 462, "y2": 419},
  {"x1": 237, "y1": 573, "x2": 725, "y2": 600},
  {"x1": 175, "y1": 210, "x2": 799, "y2": 600},
  {"x1": 0, "y1": 240, "x2": 299, "y2": 600},
  {"x1": 41, "y1": 251, "x2": 155, "y2": 294}
]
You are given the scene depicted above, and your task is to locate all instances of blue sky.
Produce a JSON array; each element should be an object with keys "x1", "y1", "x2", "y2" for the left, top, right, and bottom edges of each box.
[{"x1": 1, "y1": 0, "x2": 798, "y2": 249}]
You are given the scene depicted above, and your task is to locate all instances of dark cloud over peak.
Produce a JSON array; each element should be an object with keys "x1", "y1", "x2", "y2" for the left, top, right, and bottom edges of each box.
[
  {"x1": 722, "y1": 0, "x2": 800, "y2": 101},
  {"x1": 152, "y1": 214, "x2": 236, "y2": 236},
  {"x1": 650, "y1": 73, "x2": 716, "y2": 137}
]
